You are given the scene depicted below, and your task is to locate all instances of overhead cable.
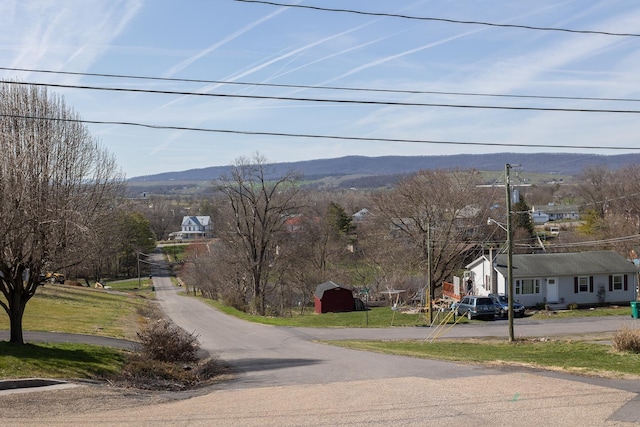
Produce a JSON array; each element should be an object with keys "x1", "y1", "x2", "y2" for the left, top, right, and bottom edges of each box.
[
  {"x1": 1, "y1": 113, "x2": 639, "y2": 151},
  {"x1": 235, "y1": 0, "x2": 640, "y2": 37},
  {"x1": 5, "y1": 80, "x2": 640, "y2": 115},
  {"x1": 2, "y1": 66, "x2": 640, "y2": 104}
]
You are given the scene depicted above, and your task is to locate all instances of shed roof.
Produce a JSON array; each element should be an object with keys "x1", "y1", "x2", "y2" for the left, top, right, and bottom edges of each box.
[
  {"x1": 494, "y1": 251, "x2": 638, "y2": 278},
  {"x1": 314, "y1": 281, "x2": 350, "y2": 299}
]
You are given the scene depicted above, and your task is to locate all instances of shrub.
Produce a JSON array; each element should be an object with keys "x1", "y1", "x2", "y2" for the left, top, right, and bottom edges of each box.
[
  {"x1": 567, "y1": 303, "x2": 579, "y2": 310},
  {"x1": 136, "y1": 319, "x2": 199, "y2": 363},
  {"x1": 613, "y1": 324, "x2": 640, "y2": 353},
  {"x1": 119, "y1": 354, "x2": 227, "y2": 391}
]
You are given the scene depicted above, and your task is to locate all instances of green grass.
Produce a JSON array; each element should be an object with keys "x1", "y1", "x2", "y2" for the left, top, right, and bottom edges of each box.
[
  {"x1": 161, "y1": 244, "x2": 188, "y2": 262},
  {"x1": 0, "y1": 342, "x2": 126, "y2": 379},
  {"x1": 104, "y1": 278, "x2": 154, "y2": 294},
  {"x1": 326, "y1": 338, "x2": 640, "y2": 378},
  {"x1": 0, "y1": 283, "x2": 151, "y2": 339},
  {"x1": 200, "y1": 299, "x2": 462, "y2": 327},
  {"x1": 0, "y1": 283, "x2": 154, "y2": 381},
  {"x1": 528, "y1": 305, "x2": 632, "y2": 319},
  {"x1": 201, "y1": 297, "x2": 633, "y2": 327}
]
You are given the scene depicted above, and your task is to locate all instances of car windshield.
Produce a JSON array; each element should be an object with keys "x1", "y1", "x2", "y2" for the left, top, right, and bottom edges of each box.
[{"x1": 495, "y1": 296, "x2": 507, "y2": 303}]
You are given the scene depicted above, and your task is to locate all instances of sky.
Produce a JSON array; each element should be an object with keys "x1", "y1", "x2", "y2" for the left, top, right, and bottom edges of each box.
[{"x1": 1, "y1": 0, "x2": 640, "y2": 178}]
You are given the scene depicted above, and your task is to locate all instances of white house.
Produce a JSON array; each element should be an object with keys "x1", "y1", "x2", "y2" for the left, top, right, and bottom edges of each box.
[
  {"x1": 531, "y1": 204, "x2": 580, "y2": 222},
  {"x1": 466, "y1": 250, "x2": 638, "y2": 308},
  {"x1": 174, "y1": 216, "x2": 212, "y2": 240},
  {"x1": 352, "y1": 208, "x2": 373, "y2": 223},
  {"x1": 531, "y1": 210, "x2": 550, "y2": 224}
]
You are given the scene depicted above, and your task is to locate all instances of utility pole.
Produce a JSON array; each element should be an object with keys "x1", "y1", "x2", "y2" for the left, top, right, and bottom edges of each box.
[
  {"x1": 427, "y1": 223, "x2": 433, "y2": 323},
  {"x1": 137, "y1": 252, "x2": 141, "y2": 288},
  {"x1": 505, "y1": 164, "x2": 515, "y2": 342}
]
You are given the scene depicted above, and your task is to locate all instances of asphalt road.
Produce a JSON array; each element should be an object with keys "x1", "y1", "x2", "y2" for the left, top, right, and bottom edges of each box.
[{"x1": 3, "y1": 252, "x2": 640, "y2": 426}]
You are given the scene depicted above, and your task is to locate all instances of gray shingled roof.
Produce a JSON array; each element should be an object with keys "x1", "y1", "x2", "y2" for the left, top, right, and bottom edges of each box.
[
  {"x1": 314, "y1": 281, "x2": 348, "y2": 298},
  {"x1": 494, "y1": 251, "x2": 638, "y2": 278}
]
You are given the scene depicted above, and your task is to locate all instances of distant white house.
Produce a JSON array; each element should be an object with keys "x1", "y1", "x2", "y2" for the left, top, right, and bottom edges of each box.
[
  {"x1": 531, "y1": 210, "x2": 550, "y2": 224},
  {"x1": 172, "y1": 216, "x2": 212, "y2": 240},
  {"x1": 531, "y1": 204, "x2": 580, "y2": 222},
  {"x1": 352, "y1": 208, "x2": 373, "y2": 222}
]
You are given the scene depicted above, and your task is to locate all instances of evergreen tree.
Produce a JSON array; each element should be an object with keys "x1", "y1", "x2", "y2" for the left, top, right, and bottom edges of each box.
[{"x1": 513, "y1": 195, "x2": 534, "y2": 236}]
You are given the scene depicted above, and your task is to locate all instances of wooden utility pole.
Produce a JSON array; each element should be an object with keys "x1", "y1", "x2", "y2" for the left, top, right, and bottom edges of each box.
[{"x1": 505, "y1": 164, "x2": 515, "y2": 342}]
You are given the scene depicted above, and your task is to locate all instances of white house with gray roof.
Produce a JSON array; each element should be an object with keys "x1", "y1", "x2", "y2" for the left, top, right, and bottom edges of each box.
[
  {"x1": 173, "y1": 216, "x2": 212, "y2": 240},
  {"x1": 466, "y1": 250, "x2": 638, "y2": 308}
]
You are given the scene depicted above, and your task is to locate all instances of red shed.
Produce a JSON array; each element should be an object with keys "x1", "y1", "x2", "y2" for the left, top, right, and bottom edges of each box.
[{"x1": 314, "y1": 281, "x2": 354, "y2": 314}]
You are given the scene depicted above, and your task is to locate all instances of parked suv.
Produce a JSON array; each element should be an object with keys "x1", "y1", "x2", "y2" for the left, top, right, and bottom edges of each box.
[
  {"x1": 489, "y1": 294, "x2": 526, "y2": 318},
  {"x1": 454, "y1": 296, "x2": 496, "y2": 320}
]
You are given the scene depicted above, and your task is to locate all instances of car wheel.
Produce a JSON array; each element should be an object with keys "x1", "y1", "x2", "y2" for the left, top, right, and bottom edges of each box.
[{"x1": 467, "y1": 311, "x2": 472, "y2": 320}]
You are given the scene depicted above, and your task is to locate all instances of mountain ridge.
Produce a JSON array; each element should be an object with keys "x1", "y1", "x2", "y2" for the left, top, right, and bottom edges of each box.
[{"x1": 129, "y1": 152, "x2": 640, "y2": 182}]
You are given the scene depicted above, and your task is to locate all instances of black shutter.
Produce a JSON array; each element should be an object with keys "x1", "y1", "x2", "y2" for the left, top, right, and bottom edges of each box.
[
  {"x1": 609, "y1": 275, "x2": 613, "y2": 292},
  {"x1": 574, "y1": 277, "x2": 578, "y2": 293},
  {"x1": 624, "y1": 275, "x2": 628, "y2": 291},
  {"x1": 589, "y1": 276, "x2": 594, "y2": 293}
]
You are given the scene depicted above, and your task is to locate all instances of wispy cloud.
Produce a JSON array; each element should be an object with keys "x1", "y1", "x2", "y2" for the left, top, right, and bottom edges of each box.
[{"x1": 2, "y1": 1, "x2": 142, "y2": 79}]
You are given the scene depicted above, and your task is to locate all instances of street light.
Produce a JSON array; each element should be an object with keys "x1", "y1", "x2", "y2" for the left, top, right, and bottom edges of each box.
[{"x1": 487, "y1": 217, "x2": 507, "y2": 232}]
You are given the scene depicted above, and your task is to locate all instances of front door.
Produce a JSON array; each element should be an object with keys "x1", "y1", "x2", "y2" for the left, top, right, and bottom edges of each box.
[{"x1": 546, "y1": 277, "x2": 559, "y2": 303}]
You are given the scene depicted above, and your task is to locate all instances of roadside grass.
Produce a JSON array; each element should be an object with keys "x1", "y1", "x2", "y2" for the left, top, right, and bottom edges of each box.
[
  {"x1": 0, "y1": 283, "x2": 226, "y2": 388},
  {"x1": 0, "y1": 284, "x2": 149, "y2": 339},
  {"x1": 325, "y1": 338, "x2": 640, "y2": 378},
  {"x1": 528, "y1": 305, "x2": 632, "y2": 319},
  {"x1": 0, "y1": 284, "x2": 148, "y2": 380},
  {"x1": 104, "y1": 278, "x2": 154, "y2": 296},
  {"x1": 0, "y1": 342, "x2": 126, "y2": 379},
  {"x1": 201, "y1": 298, "x2": 633, "y2": 327},
  {"x1": 202, "y1": 300, "x2": 440, "y2": 327},
  {"x1": 160, "y1": 244, "x2": 188, "y2": 262}
]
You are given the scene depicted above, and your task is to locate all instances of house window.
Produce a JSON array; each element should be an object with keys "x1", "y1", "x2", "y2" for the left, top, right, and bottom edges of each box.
[
  {"x1": 578, "y1": 277, "x2": 589, "y2": 293},
  {"x1": 516, "y1": 279, "x2": 540, "y2": 295},
  {"x1": 612, "y1": 275, "x2": 623, "y2": 291}
]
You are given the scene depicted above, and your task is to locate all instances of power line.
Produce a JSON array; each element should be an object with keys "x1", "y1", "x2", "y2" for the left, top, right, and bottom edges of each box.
[
  {"x1": 2, "y1": 112, "x2": 638, "y2": 151},
  {"x1": 3, "y1": 66, "x2": 640, "y2": 104},
  {"x1": 6, "y1": 80, "x2": 640, "y2": 115},
  {"x1": 235, "y1": 0, "x2": 640, "y2": 37}
]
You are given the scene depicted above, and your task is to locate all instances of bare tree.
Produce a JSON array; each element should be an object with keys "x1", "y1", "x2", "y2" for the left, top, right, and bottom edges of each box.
[
  {"x1": 576, "y1": 164, "x2": 614, "y2": 218},
  {"x1": 0, "y1": 82, "x2": 123, "y2": 344},
  {"x1": 370, "y1": 169, "x2": 490, "y2": 299},
  {"x1": 142, "y1": 195, "x2": 183, "y2": 241},
  {"x1": 216, "y1": 154, "x2": 304, "y2": 315}
]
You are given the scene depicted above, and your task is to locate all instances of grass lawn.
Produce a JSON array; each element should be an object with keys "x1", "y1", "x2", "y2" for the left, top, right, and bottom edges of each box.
[
  {"x1": 201, "y1": 297, "x2": 633, "y2": 328},
  {"x1": 0, "y1": 283, "x2": 154, "y2": 380},
  {"x1": 201, "y1": 300, "x2": 442, "y2": 327},
  {"x1": 103, "y1": 278, "x2": 154, "y2": 295},
  {"x1": 0, "y1": 283, "x2": 151, "y2": 339},
  {"x1": 160, "y1": 244, "x2": 188, "y2": 263},
  {"x1": 325, "y1": 337, "x2": 640, "y2": 378},
  {"x1": 0, "y1": 342, "x2": 125, "y2": 380}
]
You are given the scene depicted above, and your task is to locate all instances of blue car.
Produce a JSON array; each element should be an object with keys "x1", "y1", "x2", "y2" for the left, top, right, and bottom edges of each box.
[{"x1": 489, "y1": 294, "x2": 525, "y2": 318}]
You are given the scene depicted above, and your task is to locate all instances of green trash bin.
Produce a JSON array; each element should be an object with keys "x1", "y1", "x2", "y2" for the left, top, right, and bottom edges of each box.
[{"x1": 631, "y1": 301, "x2": 639, "y2": 319}]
